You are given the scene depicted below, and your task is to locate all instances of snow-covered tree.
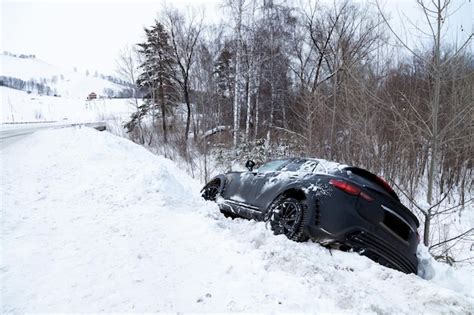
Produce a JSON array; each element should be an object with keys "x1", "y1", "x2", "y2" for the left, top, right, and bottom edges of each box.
[{"x1": 134, "y1": 20, "x2": 177, "y2": 144}]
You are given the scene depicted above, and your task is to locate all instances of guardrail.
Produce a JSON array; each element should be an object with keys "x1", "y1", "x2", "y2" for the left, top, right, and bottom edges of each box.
[
  {"x1": 2, "y1": 120, "x2": 59, "y2": 125},
  {"x1": 69, "y1": 122, "x2": 107, "y2": 131}
]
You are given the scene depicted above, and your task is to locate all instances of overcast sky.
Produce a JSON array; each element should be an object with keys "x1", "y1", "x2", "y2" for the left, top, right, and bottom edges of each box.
[{"x1": 1, "y1": 0, "x2": 472, "y2": 75}]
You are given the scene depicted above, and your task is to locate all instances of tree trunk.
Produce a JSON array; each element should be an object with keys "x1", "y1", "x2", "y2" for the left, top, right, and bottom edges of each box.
[
  {"x1": 427, "y1": 0, "x2": 442, "y2": 205},
  {"x1": 232, "y1": 2, "x2": 243, "y2": 148},
  {"x1": 159, "y1": 78, "x2": 168, "y2": 144},
  {"x1": 254, "y1": 88, "x2": 259, "y2": 140},
  {"x1": 424, "y1": 213, "x2": 431, "y2": 246},
  {"x1": 184, "y1": 83, "x2": 191, "y2": 143},
  {"x1": 245, "y1": 74, "x2": 253, "y2": 143},
  {"x1": 233, "y1": 61, "x2": 240, "y2": 147},
  {"x1": 330, "y1": 74, "x2": 337, "y2": 159}
]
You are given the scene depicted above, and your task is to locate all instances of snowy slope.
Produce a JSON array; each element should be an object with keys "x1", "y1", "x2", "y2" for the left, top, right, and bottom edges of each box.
[
  {"x1": 0, "y1": 54, "x2": 125, "y2": 98},
  {"x1": 1, "y1": 54, "x2": 63, "y2": 79},
  {"x1": 0, "y1": 86, "x2": 135, "y2": 123},
  {"x1": 1, "y1": 128, "x2": 473, "y2": 313}
]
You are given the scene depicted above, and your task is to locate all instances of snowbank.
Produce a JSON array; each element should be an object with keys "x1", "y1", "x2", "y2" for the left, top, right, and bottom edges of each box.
[{"x1": 1, "y1": 128, "x2": 473, "y2": 313}]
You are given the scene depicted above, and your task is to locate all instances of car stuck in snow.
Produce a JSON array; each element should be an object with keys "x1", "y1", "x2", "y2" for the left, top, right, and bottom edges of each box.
[{"x1": 202, "y1": 158, "x2": 420, "y2": 274}]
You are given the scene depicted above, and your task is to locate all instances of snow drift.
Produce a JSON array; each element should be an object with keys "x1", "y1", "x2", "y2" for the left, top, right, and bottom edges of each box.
[{"x1": 1, "y1": 128, "x2": 473, "y2": 313}]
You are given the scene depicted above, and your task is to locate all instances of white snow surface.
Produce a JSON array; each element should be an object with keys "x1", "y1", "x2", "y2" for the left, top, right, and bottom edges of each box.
[
  {"x1": 1, "y1": 128, "x2": 473, "y2": 313},
  {"x1": 1, "y1": 54, "x2": 125, "y2": 98},
  {"x1": 1, "y1": 86, "x2": 135, "y2": 123}
]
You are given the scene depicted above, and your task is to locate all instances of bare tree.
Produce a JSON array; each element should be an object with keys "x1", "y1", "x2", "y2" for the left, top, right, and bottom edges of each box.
[
  {"x1": 223, "y1": 0, "x2": 247, "y2": 148},
  {"x1": 376, "y1": 0, "x2": 473, "y2": 246},
  {"x1": 164, "y1": 7, "x2": 204, "y2": 144},
  {"x1": 116, "y1": 45, "x2": 144, "y2": 144}
]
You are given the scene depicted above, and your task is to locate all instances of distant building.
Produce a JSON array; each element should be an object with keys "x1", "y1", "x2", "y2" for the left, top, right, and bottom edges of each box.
[{"x1": 86, "y1": 92, "x2": 97, "y2": 101}]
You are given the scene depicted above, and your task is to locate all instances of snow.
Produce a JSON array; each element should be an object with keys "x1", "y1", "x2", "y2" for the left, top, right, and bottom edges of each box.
[
  {"x1": 1, "y1": 127, "x2": 473, "y2": 313},
  {"x1": 1, "y1": 86, "x2": 135, "y2": 123},
  {"x1": 1, "y1": 54, "x2": 125, "y2": 98},
  {"x1": 313, "y1": 158, "x2": 348, "y2": 173},
  {"x1": 1, "y1": 54, "x2": 135, "y2": 130},
  {"x1": 230, "y1": 194, "x2": 246, "y2": 202},
  {"x1": 398, "y1": 186, "x2": 474, "y2": 267},
  {"x1": 1, "y1": 54, "x2": 63, "y2": 80},
  {"x1": 202, "y1": 125, "x2": 231, "y2": 138}
]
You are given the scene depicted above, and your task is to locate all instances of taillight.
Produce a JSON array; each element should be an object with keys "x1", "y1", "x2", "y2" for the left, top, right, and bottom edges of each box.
[
  {"x1": 375, "y1": 176, "x2": 395, "y2": 196},
  {"x1": 329, "y1": 179, "x2": 374, "y2": 202},
  {"x1": 329, "y1": 179, "x2": 360, "y2": 195}
]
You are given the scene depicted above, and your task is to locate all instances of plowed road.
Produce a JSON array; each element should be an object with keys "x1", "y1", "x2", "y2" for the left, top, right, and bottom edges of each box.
[{"x1": 0, "y1": 122, "x2": 106, "y2": 149}]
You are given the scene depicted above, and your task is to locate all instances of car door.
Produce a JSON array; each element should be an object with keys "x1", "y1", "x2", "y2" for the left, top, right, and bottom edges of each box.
[
  {"x1": 222, "y1": 161, "x2": 288, "y2": 212},
  {"x1": 251, "y1": 159, "x2": 318, "y2": 209},
  {"x1": 246, "y1": 159, "x2": 292, "y2": 209},
  {"x1": 221, "y1": 171, "x2": 255, "y2": 204}
]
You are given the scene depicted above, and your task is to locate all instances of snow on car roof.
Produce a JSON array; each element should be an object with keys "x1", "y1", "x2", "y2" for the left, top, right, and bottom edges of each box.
[
  {"x1": 310, "y1": 158, "x2": 348, "y2": 174},
  {"x1": 282, "y1": 157, "x2": 347, "y2": 174}
]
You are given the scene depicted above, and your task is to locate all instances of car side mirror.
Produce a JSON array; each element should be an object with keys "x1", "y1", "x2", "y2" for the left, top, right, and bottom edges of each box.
[{"x1": 245, "y1": 160, "x2": 256, "y2": 172}]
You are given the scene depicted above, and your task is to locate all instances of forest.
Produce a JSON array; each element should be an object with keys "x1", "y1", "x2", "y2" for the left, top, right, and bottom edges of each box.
[{"x1": 116, "y1": 0, "x2": 473, "y2": 264}]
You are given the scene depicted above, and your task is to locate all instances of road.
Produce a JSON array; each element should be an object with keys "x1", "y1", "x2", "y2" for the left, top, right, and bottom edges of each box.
[{"x1": 0, "y1": 121, "x2": 106, "y2": 150}]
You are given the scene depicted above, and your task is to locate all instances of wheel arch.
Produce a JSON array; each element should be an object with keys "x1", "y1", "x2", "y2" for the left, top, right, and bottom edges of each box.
[
  {"x1": 266, "y1": 185, "x2": 309, "y2": 212},
  {"x1": 279, "y1": 187, "x2": 307, "y2": 201},
  {"x1": 266, "y1": 185, "x2": 318, "y2": 229},
  {"x1": 267, "y1": 186, "x2": 311, "y2": 242},
  {"x1": 202, "y1": 175, "x2": 227, "y2": 193}
]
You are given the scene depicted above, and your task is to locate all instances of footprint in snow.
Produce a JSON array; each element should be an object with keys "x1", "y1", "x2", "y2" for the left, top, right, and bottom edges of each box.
[{"x1": 196, "y1": 293, "x2": 212, "y2": 303}]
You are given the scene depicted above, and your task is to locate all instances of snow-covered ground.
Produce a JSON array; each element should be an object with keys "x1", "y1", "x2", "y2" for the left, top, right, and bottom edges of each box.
[
  {"x1": 1, "y1": 53, "x2": 126, "y2": 98},
  {"x1": 1, "y1": 86, "x2": 135, "y2": 123},
  {"x1": 1, "y1": 53, "x2": 137, "y2": 124},
  {"x1": 1, "y1": 127, "x2": 473, "y2": 313}
]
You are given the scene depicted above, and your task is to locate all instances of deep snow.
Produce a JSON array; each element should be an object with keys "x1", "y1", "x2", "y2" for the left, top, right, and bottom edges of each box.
[{"x1": 1, "y1": 128, "x2": 473, "y2": 313}]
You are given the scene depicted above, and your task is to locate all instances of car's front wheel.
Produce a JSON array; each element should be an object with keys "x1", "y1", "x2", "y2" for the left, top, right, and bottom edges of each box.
[
  {"x1": 201, "y1": 180, "x2": 220, "y2": 201},
  {"x1": 269, "y1": 197, "x2": 308, "y2": 242}
]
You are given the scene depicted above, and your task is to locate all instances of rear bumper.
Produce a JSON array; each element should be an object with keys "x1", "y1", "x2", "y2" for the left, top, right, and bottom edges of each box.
[
  {"x1": 304, "y1": 191, "x2": 419, "y2": 274},
  {"x1": 346, "y1": 230, "x2": 417, "y2": 274},
  {"x1": 307, "y1": 225, "x2": 418, "y2": 274}
]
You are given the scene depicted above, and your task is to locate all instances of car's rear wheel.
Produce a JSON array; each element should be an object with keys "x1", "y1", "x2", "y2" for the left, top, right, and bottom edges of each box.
[
  {"x1": 269, "y1": 197, "x2": 308, "y2": 242},
  {"x1": 201, "y1": 180, "x2": 220, "y2": 201}
]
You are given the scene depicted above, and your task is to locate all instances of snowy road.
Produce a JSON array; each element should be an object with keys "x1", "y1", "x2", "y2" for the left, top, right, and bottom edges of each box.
[
  {"x1": 0, "y1": 121, "x2": 106, "y2": 149},
  {"x1": 1, "y1": 127, "x2": 473, "y2": 313}
]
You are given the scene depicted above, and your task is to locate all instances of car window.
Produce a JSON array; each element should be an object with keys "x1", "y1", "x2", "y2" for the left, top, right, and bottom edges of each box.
[
  {"x1": 281, "y1": 159, "x2": 306, "y2": 171},
  {"x1": 257, "y1": 160, "x2": 288, "y2": 173},
  {"x1": 281, "y1": 159, "x2": 319, "y2": 172},
  {"x1": 299, "y1": 160, "x2": 319, "y2": 172}
]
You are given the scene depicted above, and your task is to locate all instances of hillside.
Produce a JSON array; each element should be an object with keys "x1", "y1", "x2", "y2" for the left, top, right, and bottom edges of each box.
[
  {"x1": 1, "y1": 127, "x2": 473, "y2": 313},
  {"x1": 0, "y1": 53, "x2": 127, "y2": 99},
  {"x1": 0, "y1": 86, "x2": 134, "y2": 123}
]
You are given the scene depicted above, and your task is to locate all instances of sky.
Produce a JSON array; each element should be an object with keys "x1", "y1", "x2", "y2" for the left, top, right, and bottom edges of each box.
[
  {"x1": 1, "y1": 0, "x2": 222, "y2": 74},
  {"x1": 1, "y1": 0, "x2": 472, "y2": 75}
]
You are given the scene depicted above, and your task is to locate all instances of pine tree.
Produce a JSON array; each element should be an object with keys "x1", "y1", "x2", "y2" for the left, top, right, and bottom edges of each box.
[
  {"x1": 135, "y1": 20, "x2": 177, "y2": 144},
  {"x1": 214, "y1": 47, "x2": 234, "y2": 99}
]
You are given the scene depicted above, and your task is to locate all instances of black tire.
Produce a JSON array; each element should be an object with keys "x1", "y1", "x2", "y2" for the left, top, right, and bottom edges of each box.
[
  {"x1": 220, "y1": 210, "x2": 239, "y2": 219},
  {"x1": 269, "y1": 197, "x2": 309, "y2": 242},
  {"x1": 201, "y1": 180, "x2": 220, "y2": 201},
  {"x1": 201, "y1": 180, "x2": 237, "y2": 219}
]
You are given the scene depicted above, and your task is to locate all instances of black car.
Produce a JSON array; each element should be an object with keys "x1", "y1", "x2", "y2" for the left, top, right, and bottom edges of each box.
[{"x1": 201, "y1": 158, "x2": 420, "y2": 274}]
